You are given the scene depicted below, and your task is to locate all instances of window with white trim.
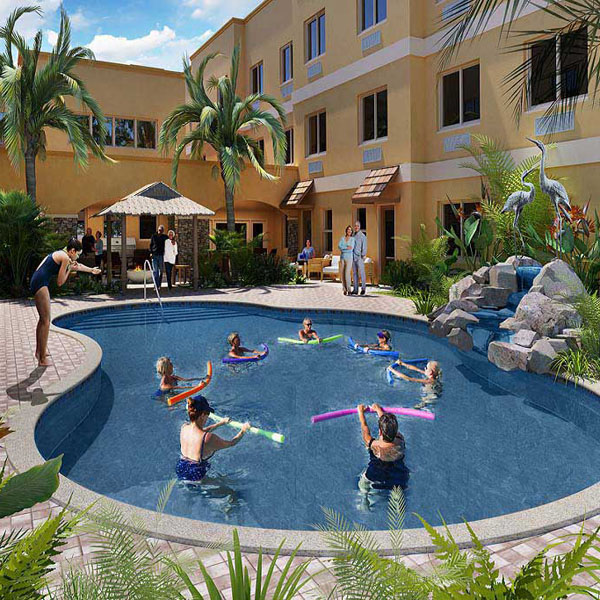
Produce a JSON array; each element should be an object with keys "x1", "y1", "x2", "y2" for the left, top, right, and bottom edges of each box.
[
  {"x1": 307, "y1": 111, "x2": 326, "y2": 156},
  {"x1": 251, "y1": 62, "x2": 263, "y2": 94},
  {"x1": 361, "y1": 88, "x2": 387, "y2": 142},
  {"x1": 441, "y1": 63, "x2": 480, "y2": 128},
  {"x1": 530, "y1": 27, "x2": 588, "y2": 107},
  {"x1": 306, "y1": 11, "x2": 325, "y2": 62},
  {"x1": 361, "y1": 0, "x2": 386, "y2": 31},
  {"x1": 322, "y1": 209, "x2": 333, "y2": 254},
  {"x1": 281, "y1": 43, "x2": 293, "y2": 83},
  {"x1": 285, "y1": 128, "x2": 294, "y2": 164}
]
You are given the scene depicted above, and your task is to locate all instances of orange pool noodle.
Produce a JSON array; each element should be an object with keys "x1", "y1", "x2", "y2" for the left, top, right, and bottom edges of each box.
[{"x1": 167, "y1": 361, "x2": 213, "y2": 406}]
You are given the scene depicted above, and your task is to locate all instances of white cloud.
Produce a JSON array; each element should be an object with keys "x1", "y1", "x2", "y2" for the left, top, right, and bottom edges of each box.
[
  {"x1": 47, "y1": 29, "x2": 58, "y2": 47},
  {"x1": 70, "y1": 9, "x2": 93, "y2": 30},
  {"x1": 85, "y1": 26, "x2": 214, "y2": 71}
]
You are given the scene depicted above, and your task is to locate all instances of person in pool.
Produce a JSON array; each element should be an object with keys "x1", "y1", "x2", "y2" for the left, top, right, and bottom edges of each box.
[
  {"x1": 389, "y1": 360, "x2": 441, "y2": 385},
  {"x1": 30, "y1": 238, "x2": 101, "y2": 366},
  {"x1": 298, "y1": 317, "x2": 322, "y2": 343},
  {"x1": 356, "y1": 330, "x2": 392, "y2": 352},
  {"x1": 156, "y1": 357, "x2": 205, "y2": 392},
  {"x1": 176, "y1": 395, "x2": 250, "y2": 482},
  {"x1": 227, "y1": 332, "x2": 266, "y2": 359},
  {"x1": 357, "y1": 403, "x2": 409, "y2": 490}
]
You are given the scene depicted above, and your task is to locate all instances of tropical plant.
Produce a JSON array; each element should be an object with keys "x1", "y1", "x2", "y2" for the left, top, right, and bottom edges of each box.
[
  {"x1": 440, "y1": 1, "x2": 600, "y2": 124},
  {"x1": 551, "y1": 349, "x2": 600, "y2": 386},
  {"x1": 0, "y1": 189, "x2": 50, "y2": 296},
  {"x1": 0, "y1": 6, "x2": 112, "y2": 205},
  {"x1": 159, "y1": 45, "x2": 287, "y2": 232},
  {"x1": 411, "y1": 291, "x2": 443, "y2": 316},
  {"x1": 380, "y1": 259, "x2": 420, "y2": 290}
]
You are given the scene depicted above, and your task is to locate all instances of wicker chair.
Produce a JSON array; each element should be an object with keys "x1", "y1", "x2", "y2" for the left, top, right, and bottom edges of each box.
[{"x1": 306, "y1": 257, "x2": 331, "y2": 281}]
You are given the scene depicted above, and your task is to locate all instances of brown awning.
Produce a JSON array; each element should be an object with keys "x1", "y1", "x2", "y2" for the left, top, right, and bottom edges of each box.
[
  {"x1": 280, "y1": 180, "x2": 314, "y2": 208},
  {"x1": 351, "y1": 166, "x2": 399, "y2": 203}
]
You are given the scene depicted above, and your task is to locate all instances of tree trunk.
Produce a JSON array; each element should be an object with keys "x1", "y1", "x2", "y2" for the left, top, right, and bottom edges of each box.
[
  {"x1": 24, "y1": 147, "x2": 36, "y2": 204},
  {"x1": 221, "y1": 167, "x2": 235, "y2": 232},
  {"x1": 192, "y1": 215, "x2": 199, "y2": 291}
]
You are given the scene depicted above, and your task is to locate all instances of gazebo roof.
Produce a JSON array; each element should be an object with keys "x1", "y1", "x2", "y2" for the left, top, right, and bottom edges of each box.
[{"x1": 95, "y1": 182, "x2": 215, "y2": 217}]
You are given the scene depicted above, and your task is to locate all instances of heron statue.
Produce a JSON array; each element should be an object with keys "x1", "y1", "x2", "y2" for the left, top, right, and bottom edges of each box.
[
  {"x1": 501, "y1": 166, "x2": 536, "y2": 254},
  {"x1": 527, "y1": 137, "x2": 572, "y2": 256}
]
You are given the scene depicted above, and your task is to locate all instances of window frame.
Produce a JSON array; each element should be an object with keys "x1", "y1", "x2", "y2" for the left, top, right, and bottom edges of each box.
[
  {"x1": 306, "y1": 110, "x2": 327, "y2": 157},
  {"x1": 306, "y1": 10, "x2": 326, "y2": 63},
  {"x1": 322, "y1": 208, "x2": 333, "y2": 254},
  {"x1": 359, "y1": 0, "x2": 387, "y2": 33},
  {"x1": 280, "y1": 42, "x2": 293, "y2": 84},
  {"x1": 89, "y1": 115, "x2": 158, "y2": 149},
  {"x1": 439, "y1": 62, "x2": 481, "y2": 131},
  {"x1": 250, "y1": 61, "x2": 264, "y2": 95},
  {"x1": 360, "y1": 87, "x2": 388, "y2": 144}
]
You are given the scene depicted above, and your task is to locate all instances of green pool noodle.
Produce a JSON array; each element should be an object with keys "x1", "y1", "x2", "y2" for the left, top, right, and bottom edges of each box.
[
  {"x1": 277, "y1": 334, "x2": 343, "y2": 345},
  {"x1": 209, "y1": 413, "x2": 285, "y2": 443}
]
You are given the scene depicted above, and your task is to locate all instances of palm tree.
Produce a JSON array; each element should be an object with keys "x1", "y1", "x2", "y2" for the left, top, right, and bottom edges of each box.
[
  {"x1": 440, "y1": 1, "x2": 600, "y2": 124},
  {"x1": 159, "y1": 45, "x2": 287, "y2": 232},
  {"x1": 0, "y1": 6, "x2": 112, "y2": 205}
]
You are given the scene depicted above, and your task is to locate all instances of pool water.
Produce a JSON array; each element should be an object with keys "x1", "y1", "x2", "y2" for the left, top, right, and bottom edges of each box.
[{"x1": 40, "y1": 302, "x2": 600, "y2": 531}]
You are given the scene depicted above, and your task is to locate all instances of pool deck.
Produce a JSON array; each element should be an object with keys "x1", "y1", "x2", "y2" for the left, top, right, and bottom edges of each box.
[{"x1": 1, "y1": 281, "x2": 599, "y2": 597}]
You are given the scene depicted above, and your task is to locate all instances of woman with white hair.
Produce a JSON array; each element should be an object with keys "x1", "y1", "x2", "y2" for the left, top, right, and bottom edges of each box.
[{"x1": 164, "y1": 229, "x2": 178, "y2": 291}]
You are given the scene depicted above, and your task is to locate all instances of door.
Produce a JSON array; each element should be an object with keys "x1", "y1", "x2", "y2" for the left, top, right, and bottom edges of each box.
[
  {"x1": 382, "y1": 207, "x2": 395, "y2": 265},
  {"x1": 252, "y1": 222, "x2": 264, "y2": 248}
]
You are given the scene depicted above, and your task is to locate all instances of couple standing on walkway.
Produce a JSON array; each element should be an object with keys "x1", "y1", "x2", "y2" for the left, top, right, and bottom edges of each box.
[
  {"x1": 338, "y1": 221, "x2": 367, "y2": 296},
  {"x1": 150, "y1": 225, "x2": 178, "y2": 291}
]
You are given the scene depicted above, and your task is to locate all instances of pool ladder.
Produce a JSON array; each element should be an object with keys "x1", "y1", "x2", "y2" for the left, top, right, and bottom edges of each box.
[{"x1": 143, "y1": 259, "x2": 163, "y2": 309}]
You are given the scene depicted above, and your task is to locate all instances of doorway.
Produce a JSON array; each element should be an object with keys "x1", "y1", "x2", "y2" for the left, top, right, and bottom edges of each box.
[
  {"x1": 381, "y1": 206, "x2": 395, "y2": 266},
  {"x1": 301, "y1": 210, "x2": 312, "y2": 248}
]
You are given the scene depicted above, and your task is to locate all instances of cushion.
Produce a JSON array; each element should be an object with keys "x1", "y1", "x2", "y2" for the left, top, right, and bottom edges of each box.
[{"x1": 330, "y1": 255, "x2": 340, "y2": 267}]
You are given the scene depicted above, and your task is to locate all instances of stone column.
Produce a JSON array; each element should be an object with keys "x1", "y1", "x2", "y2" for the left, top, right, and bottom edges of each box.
[
  {"x1": 120, "y1": 214, "x2": 127, "y2": 294},
  {"x1": 192, "y1": 215, "x2": 198, "y2": 291},
  {"x1": 50, "y1": 216, "x2": 78, "y2": 237},
  {"x1": 106, "y1": 217, "x2": 112, "y2": 286},
  {"x1": 174, "y1": 217, "x2": 210, "y2": 265},
  {"x1": 286, "y1": 217, "x2": 298, "y2": 257}
]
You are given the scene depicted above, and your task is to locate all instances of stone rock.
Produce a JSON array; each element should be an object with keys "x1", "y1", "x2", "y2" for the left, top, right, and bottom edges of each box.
[
  {"x1": 529, "y1": 285, "x2": 545, "y2": 294},
  {"x1": 449, "y1": 276, "x2": 482, "y2": 301},
  {"x1": 512, "y1": 329, "x2": 540, "y2": 348},
  {"x1": 528, "y1": 339, "x2": 561, "y2": 374},
  {"x1": 488, "y1": 341, "x2": 531, "y2": 371},
  {"x1": 554, "y1": 333, "x2": 580, "y2": 351},
  {"x1": 479, "y1": 286, "x2": 513, "y2": 308},
  {"x1": 447, "y1": 327, "x2": 474, "y2": 352},
  {"x1": 428, "y1": 299, "x2": 479, "y2": 321},
  {"x1": 463, "y1": 295, "x2": 485, "y2": 307},
  {"x1": 514, "y1": 291, "x2": 582, "y2": 336},
  {"x1": 489, "y1": 263, "x2": 518, "y2": 292},
  {"x1": 472, "y1": 266, "x2": 491, "y2": 284},
  {"x1": 506, "y1": 255, "x2": 542, "y2": 268},
  {"x1": 532, "y1": 259, "x2": 586, "y2": 302},
  {"x1": 446, "y1": 309, "x2": 479, "y2": 330},
  {"x1": 499, "y1": 317, "x2": 529, "y2": 331},
  {"x1": 546, "y1": 338, "x2": 569, "y2": 354},
  {"x1": 429, "y1": 313, "x2": 452, "y2": 337}
]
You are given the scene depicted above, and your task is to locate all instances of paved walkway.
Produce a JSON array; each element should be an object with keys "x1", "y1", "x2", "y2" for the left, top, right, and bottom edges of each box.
[{"x1": 1, "y1": 282, "x2": 598, "y2": 597}]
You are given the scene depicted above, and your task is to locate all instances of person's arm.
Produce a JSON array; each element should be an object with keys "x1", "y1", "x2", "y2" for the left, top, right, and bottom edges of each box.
[
  {"x1": 204, "y1": 417, "x2": 231, "y2": 432},
  {"x1": 370, "y1": 403, "x2": 385, "y2": 418},
  {"x1": 56, "y1": 253, "x2": 71, "y2": 287},
  {"x1": 338, "y1": 237, "x2": 345, "y2": 252},
  {"x1": 357, "y1": 404, "x2": 373, "y2": 446},
  {"x1": 299, "y1": 329, "x2": 308, "y2": 341},
  {"x1": 362, "y1": 234, "x2": 367, "y2": 259},
  {"x1": 389, "y1": 366, "x2": 409, "y2": 381},
  {"x1": 399, "y1": 361, "x2": 426, "y2": 374},
  {"x1": 210, "y1": 423, "x2": 250, "y2": 449},
  {"x1": 71, "y1": 262, "x2": 101, "y2": 275}
]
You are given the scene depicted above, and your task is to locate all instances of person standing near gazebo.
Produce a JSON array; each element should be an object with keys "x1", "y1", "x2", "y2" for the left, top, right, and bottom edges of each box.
[
  {"x1": 164, "y1": 229, "x2": 178, "y2": 291},
  {"x1": 150, "y1": 224, "x2": 168, "y2": 287}
]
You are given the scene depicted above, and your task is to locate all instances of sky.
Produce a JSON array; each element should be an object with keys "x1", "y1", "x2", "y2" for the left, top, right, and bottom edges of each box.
[{"x1": 0, "y1": 0, "x2": 263, "y2": 71}]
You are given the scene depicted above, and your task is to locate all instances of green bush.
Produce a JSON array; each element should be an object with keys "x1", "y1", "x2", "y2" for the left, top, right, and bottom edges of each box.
[{"x1": 380, "y1": 260, "x2": 421, "y2": 290}]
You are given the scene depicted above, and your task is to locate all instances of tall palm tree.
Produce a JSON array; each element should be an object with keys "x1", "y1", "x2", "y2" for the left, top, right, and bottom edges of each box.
[
  {"x1": 440, "y1": 1, "x2": 600, "y2": 124},
  {"x1": 159, "y1": 45, "x2": 287, "y2": 232},
  {"x1": 0, "y1": 6, "x2": 112, "y2": 205}
]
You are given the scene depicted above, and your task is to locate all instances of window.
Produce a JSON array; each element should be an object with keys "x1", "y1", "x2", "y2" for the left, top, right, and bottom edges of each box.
[
  {"x1": 281, "y1": 43, "x2": 293, "y2": 83},
  {"x1": 92, "y1": 116, "x2": 112, "y2": 145},
  {"x1": 75, "y1": 114, "x2": 90, "y2": 132},
  {"x1": 442, "y1": 201, "x2": 478, "y2": 254},
  {"x1": 215, "y1": 222, "x2": 247, "y2": 238},
  {"x1": 104, "y1": 218, "x2": 121, "y2": 239},
  {"x1": 356, "y1": 207, "x2": 367, "y2": 230},
  {"x1": 322, "y1": 209, "x2": 333, "y2": 254},
  {"x1": 361, "y1": 0, "x2": 387, "y2": 31},
  {"x1": 139, "y1": 215, "x2": 157, "y2": 239},
  {"x1": 285, "y1": 129, "x2": 294, "y2": 164},
  {"x1": 251, "y1": 62, "x2": 263, "y2": 94},
  {"x1": 137, "y1": 120, "x2": 156, "y2": 149},
  {"x1": 252, "y1": 222, "x2": 264, "y2": 247},
  {"x1": 362, "y1": 89, "x2": 388, "y2": 141},
  {"x1": 306, "y1": 12, "x2": 325, "y2": 61},
  {"x1": 383, "y1": 208, "x2": 395, "y2": 262},
  {"x1": 115, "y1": 118, "x2": 134, "y2": 147},
  {"x1": 307, "y1": 111, "x2": 326, "y2": 156},
  {"x1": 441, "y1": 64, "x2": 480, "y2": 128},
  {"x1": 530, "y1": 27, "x2": 588, "y2": 106}
]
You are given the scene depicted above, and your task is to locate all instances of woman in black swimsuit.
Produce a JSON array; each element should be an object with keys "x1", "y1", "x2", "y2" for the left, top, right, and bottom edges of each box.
[{"x1": 30, "y1": 238, "x2": 100, "y2": 366}]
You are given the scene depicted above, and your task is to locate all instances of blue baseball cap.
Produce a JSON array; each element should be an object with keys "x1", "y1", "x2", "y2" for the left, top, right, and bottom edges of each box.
[{"x1": 190, "y1": 395, "x2": 213, "y2": 413}]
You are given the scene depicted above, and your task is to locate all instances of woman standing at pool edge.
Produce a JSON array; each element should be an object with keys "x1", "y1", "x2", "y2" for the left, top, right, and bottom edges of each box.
[
  {"x1": 338, "y1": 225, "x2": 355, "y2": 295},
  {"x1": 30, "y1": 238, "x2": 101, "y2": 366}
]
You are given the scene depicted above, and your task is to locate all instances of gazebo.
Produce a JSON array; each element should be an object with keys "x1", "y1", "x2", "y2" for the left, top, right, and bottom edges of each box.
[{"x1": 95, "y1": 182, "x2": 214, "y2": 293}]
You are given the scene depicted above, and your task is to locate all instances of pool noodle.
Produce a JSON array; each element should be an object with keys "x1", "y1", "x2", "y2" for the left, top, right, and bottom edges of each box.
[
  {"x1": 277, "y1": 334, "x2": 343, "y2": 345},
  {"x1": 348, "y1": 337, "x2": 428, "y2": 364},
  {"x1": 222, "y1": 344, "x2": 269, "y2": 364},
  {"x1": 208, "y1": 413, "x2": 285, "y2": 443},
  {"x1": 166, "y1": 362, "x2": 213, "y2": 407},
  {"x1": 311, "y1": 406, "x2": 434, "y2": 423}
]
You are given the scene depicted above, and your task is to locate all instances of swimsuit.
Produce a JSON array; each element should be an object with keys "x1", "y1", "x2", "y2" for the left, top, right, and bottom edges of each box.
[
  {"x1": 30, "y1": 254, "x2": 61, "y2": 295},
  {"x1": 364, "y1": 438, "x2": 410, "y2": 490},
  {"x1": 176, "y1": 432, "x2": 214, "y2": 482}
]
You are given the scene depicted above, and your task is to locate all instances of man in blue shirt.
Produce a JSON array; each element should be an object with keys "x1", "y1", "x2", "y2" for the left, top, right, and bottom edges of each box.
[{"x1": 352, "y1": 221, "x2": 367, "y2": 295}]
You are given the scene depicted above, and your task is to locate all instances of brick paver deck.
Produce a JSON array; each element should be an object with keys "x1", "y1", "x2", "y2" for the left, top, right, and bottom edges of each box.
[{"x1": 1, "y1": 282, "x2": 598, "y2": 597}]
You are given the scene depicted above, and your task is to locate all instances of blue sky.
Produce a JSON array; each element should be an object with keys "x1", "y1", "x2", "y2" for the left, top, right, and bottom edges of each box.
[{"x1": 1, "y1": 0, "x2": 263, "y2": 70}]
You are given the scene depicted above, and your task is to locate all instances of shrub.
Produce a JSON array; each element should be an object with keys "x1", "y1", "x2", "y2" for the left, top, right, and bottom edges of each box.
[
  {"x1": 551, "y1": 349, "x2": 600, "y2": 385},
  {"x1": 380, "y1": 260, "x2": 421, "y2": 290}
]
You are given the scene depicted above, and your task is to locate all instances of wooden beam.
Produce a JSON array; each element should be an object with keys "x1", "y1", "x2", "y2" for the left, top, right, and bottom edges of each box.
[
  {"x1": 120, "y1": 214, "x2": 127, "y2": 294},
  {"x1": 106, "y1": 217, "x2": 112, "y2": 286},
  {"x1": 192, "y1": 215, "x2": 198, "y2": 291}
]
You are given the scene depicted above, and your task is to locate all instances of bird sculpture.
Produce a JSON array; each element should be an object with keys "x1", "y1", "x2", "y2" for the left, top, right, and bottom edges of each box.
[
  {"x1": 501, "y1": 167, "x2": 536, "y2": 254},
  {"x1": 527, "y1": 137, "x2": 572, "y2": 256}
]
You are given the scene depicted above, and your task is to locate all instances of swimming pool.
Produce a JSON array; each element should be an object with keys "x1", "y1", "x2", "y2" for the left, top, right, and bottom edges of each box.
[{"x1": 37, "y1": 302, "x2": 600, "y2": 532}]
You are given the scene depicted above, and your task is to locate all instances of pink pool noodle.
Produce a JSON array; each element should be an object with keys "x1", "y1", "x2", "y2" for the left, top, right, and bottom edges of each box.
[{"x1": 311, "y1": 406, "x2": 434, "y2": 424}]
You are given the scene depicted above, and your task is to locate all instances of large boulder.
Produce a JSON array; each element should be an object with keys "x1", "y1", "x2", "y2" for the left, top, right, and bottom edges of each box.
[
  {"x1": 479, "y1": 286, "x2": 513, "y2": 308},
  {"x1": 512, "y1": 329, "x2": 540, "y2": 348},
  {"x1": 499, "y1": 317, "x2": 529, "y2": 331},
  {"x1": 514, "y1": 292, "x2": 582, "y2": 336},
  {"x1": 532, "y1": 259, "x2": 586, "y2": 302},
  {"x1": 449, "y1": 276, "x2": 482, "y2": 301},
  {"x1": 488, "y1": 341, "x2": 531, "y2": 371},
  {"x1": 447, "y1": 327, "x2": 474, "y2": 352},
  {"x1": 527, "y1": 338, "x2": 565, "y2": 374},
  {"x1": 472, "y1": 266, "x2": 491, "y2": 284},
  {"x1": 428, "y1": 299, "x2": 479, "y2": 320},
  {"x1": 446, "y1": 309, "x2": 479, "y2": 330},
  {"x1": 506, "y1": 255, "x2": 542, "y2": 268},
  {"x1": 429, "y1": 313, "x2": 452, "y2": 337},
  {"x1": 489, "y1": 263, "x2": 518, "y2": 292}
]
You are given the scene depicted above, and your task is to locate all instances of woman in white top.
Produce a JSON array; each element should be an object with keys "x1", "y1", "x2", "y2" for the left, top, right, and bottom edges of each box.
[{"x1": 164, "y1": 229, "x2": 178, "y2": 290}]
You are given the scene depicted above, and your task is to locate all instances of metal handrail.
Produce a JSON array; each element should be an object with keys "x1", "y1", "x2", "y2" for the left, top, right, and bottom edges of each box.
[{"x1": 143, "y1": 259, "x2": 163, "y2": 309}]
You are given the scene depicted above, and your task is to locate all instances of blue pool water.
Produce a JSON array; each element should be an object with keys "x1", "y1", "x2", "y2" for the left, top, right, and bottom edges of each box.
[{"x1": 38, "y1": 302, "x2": 600, "y2": 531}]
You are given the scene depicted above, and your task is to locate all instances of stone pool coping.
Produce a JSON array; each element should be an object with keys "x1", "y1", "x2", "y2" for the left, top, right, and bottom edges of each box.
[{"x1": 6, "y1": 296, "x2": 600, "y2": 557}]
